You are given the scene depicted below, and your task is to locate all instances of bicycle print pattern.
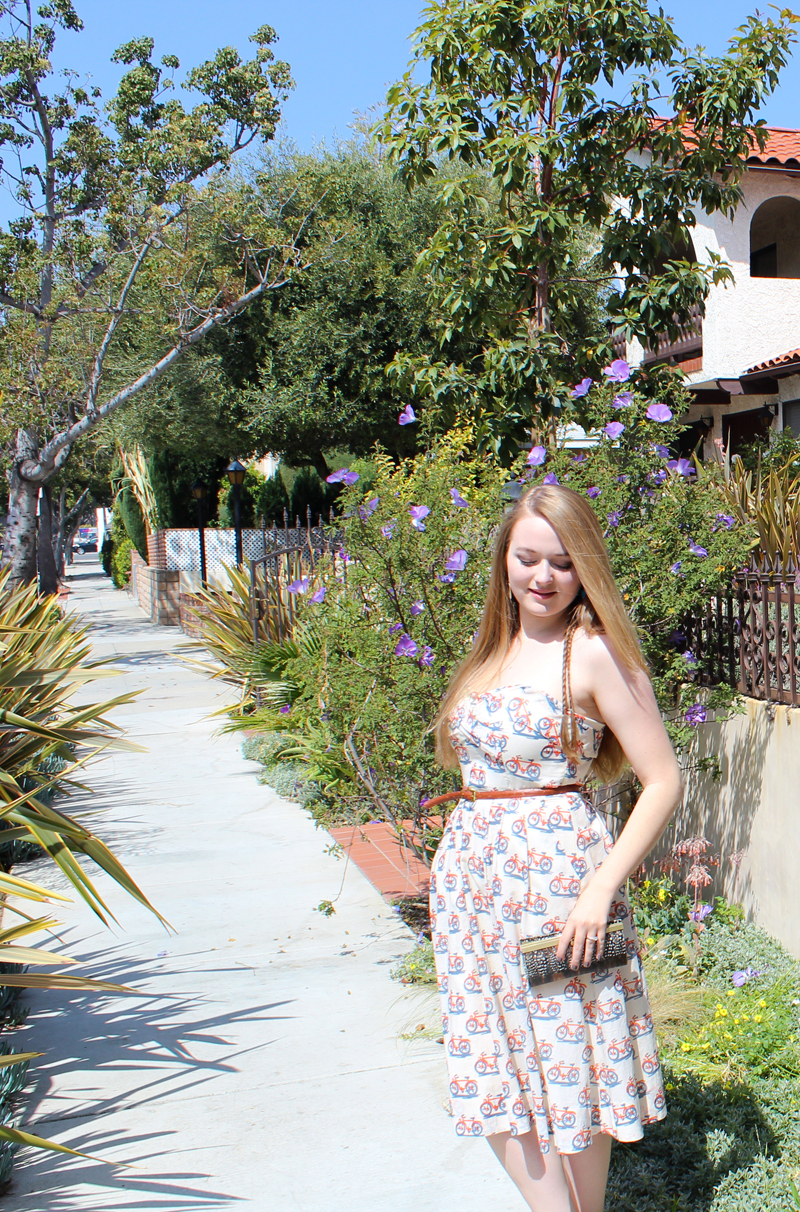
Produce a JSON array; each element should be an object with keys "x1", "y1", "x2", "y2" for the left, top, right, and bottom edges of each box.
[{"x1": 432, "y1": 686, "x2": 667, "y2": 1154}]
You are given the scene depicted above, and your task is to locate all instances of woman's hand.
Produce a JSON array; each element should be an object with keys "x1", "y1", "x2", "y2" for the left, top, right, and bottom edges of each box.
[{"x1": 556, "y1": 881, "x2": 615, "y2": 970}]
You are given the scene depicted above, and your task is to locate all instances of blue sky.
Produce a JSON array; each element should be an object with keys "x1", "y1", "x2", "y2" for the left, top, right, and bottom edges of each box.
[{"x1": 52, "y1": 1, "x2": 800, "y2": 150}]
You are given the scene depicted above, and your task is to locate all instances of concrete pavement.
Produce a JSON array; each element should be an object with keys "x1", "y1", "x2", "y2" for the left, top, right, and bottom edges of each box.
[{"x1": 3, "y1": 556, "x2": 520, "y2": 1211}]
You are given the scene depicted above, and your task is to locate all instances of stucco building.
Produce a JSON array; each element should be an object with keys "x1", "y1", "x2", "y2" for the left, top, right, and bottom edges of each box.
[{"x1": 619, "y1": 127, "x2": 800, "y2": 455}]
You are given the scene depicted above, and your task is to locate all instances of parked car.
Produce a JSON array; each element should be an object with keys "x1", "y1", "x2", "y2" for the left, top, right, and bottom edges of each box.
[{"x1": 74, "y1": 527, "x2": 98, "y2": 554}]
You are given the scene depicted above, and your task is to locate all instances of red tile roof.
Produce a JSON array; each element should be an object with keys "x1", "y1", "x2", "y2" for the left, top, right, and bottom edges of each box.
[
  {"x1": 650, "y1": 119, "x2": 800, "y2": 168},
  {"x1": 747, "y1": 127, "x2": 800, "y2": 169},
  {"x1": 746, "y1": 347, "x2": 800, "y2": 375}
]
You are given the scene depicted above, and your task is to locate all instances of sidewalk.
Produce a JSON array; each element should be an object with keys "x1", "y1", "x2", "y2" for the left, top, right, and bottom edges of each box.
[{"x1": 3, "y1": 558, "x2": 520, "y2": 1211}]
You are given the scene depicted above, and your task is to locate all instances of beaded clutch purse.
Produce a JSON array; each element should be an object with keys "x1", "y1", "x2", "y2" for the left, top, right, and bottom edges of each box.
[{"x1": 519, "y1": 921, "x2": 629, "y2": 986}]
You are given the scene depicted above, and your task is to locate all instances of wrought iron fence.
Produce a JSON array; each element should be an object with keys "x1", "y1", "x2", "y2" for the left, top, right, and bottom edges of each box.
[
  {"x1": 686, "y1": 560, "x2": 800, "y2": 706},
  {"x1": 248, "y1": 507, "x2": 341, "y2": 644}
]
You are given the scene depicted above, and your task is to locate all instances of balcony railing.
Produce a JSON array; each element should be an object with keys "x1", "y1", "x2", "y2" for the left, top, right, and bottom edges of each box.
[{"x1": 642, "y1": 303, "x2": 703, "y2": 367}]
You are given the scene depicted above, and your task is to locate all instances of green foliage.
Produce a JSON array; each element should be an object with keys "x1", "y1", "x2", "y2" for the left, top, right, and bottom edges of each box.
[
  {"x1": 217, "y1": 465, "x2": 267, "y2": 527},
  {"x1": 391, "y1": 939, "x2": 437, "y2": 987},
  {"x1": 277, "y1": 435, "x2": 506, "y2": 835},
  {"x1": 110, "y1": 535, "x2": 133, "y2": 590},
  {"x1": 697, "y1": 920, "x2": 798, "y2": 989},
  {"x1": 228, "y1": 145, "x2": 452, "y2": 472},
  {"x1": 115, "y1": 487, "x2": 147, "y2": 560},
  {"x1": 379, "y1": 0, "x2": 799, "y2": 457},
  {"x1": 520, "y1": 375, "x2": 754, "y2": 728},
  {"x1": 632, "y1": 878, "x2": 692, "y2": 938}
]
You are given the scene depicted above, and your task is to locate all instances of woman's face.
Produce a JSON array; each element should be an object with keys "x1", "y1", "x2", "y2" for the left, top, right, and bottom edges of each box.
[{"x1": 506, "y1": 513, "x2": 582, "y2": 628}]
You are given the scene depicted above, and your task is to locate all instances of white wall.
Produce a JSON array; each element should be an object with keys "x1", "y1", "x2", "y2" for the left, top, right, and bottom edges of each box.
[
  {"x1": 689, "y1": 171, "x2": 800, "y2": 380},
  {"x1": 668, "y1": 699, "x2": 800, "y2": 957}
]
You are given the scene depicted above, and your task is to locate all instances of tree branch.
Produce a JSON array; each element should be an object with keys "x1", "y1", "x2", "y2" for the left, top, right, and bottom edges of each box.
[{"x1": 32, "y1": 262, "x2": 303, "y2": 479}]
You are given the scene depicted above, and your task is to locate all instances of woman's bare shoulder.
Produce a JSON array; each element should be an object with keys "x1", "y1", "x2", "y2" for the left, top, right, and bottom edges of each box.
[{"x1": 573, "y1": 626, "x2": 647, "y2": 689}]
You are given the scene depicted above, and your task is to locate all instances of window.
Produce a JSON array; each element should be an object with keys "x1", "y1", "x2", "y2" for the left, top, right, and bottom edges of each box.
[
  {"x1": 750, "y1": 197, "x2": 800, "y2": 279},
  {"x1": 783, "y1": 399, "x2": 800, "y2": 437}
]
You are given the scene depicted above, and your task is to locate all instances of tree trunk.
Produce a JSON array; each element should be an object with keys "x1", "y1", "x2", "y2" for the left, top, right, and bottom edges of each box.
[
  {"x1": 37, "y1": 483, "x2": 59, "y2": 595},
  {"x1": 54, "y1": 487, "x2": 90, "y2": 577},
  {"x1": 3, "y1": 430, "x2": 41, "y2": 588}
]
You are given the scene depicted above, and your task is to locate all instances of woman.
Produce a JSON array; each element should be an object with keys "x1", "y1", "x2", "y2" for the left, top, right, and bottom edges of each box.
[{"x1": 429, "y1": 484, "x2": 683, "y2": 1212}]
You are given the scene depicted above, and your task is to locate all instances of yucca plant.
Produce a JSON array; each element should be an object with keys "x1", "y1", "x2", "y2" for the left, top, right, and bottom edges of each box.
[
  {"x1": 182, "y1": 561, "x2": 315, "y2": 712},
  {"x1": 713, "y1": 449, "x2": 800, "y2": 567},
  {"x1": 0, "y1": 568, "x2": 167, "y2": 925},
  {"x1": 0, "y1": 567, "x2": 168, "y2": 1161}
]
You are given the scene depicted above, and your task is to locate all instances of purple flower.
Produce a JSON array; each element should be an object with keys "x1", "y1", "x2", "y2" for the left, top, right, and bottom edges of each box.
[
  {"x1": 587, "y1": 487, "x2": 601, "y2": 499},
  {"x1": 444, "y1": 549, "x2": 468, "y2": 572},
  {"x1": 338, "y1": 548, "x2": 352, "y2": 564},
  {"x1": 647, "y1": 403, "x2": 673, "y2": 423},
  {"x1": 571, "y1": 452, "x2": 586, "y2": 463},
  {"x1": 714, "y1": 513, "x2": 735, "y2": 530},
  {"x1": 670, "y1": 561, "x2": 683, "y2": 575},
  {"x1": 604, "y1": 421, "x2": 625, "y2": 440},
  {"x1": 543, "y1": 472, "x2": 560, "y2": 486},
  {"x1": 527, "y1": 445, "x2": 547, "y2": 466},
  {"x1": 288, "y1": 578, "x2": 309, "y2": 595},
  {"x1": 650, "y1": 469, "x2": 668, "y2": 486},
  {"x1": 450, "y1": 488, "x2": 469, "y2": 508},
  {"x1": 683, "y1": 650, "x2": 698, "y2": 667},
  {"x1": 613, "y1": 391, "x2": 633, "y2": 409},
  {"x1": 309, "y1": 585, "x2": 326, "y2": 604},
  {"x1": 607, "y1": 511, "x2": 622, "y2": 528},
  {"x1": 326, "y1": 467, "x2": 360, "y2": 485},
  {"x1": 603, "y1": 359, "x2": 630, "y2": 383},
  {"x1": 381, "y1": 519, "x2": 397, "y2": 539},
  {"x1": 616, "y1": 474, "x2": 629, "y2": 483},
  {"x1": 410, "y1": 600, "x2": 425, "y2": 616},
  {"x1": 689, "y1": 541, "x2": 708, "y2": 557},
  {"x1": 653, "y1": 444, "x2": 670, "y2": 458},
  {"x1": 685, "y1": 703, "x2": 707, "y2": 726},
  {"x1": 279, "y1": 704, "x2": 291, "y2": 715},
  {"x1": 667, "y1": 458, "x2": 695, "y2": 478},
  {"x1": 388, "y1": 622, "x2": 404, "y2": 634},
  {"x1": 570, "y1": 378, "x2": 593, "y2": 398},
  {"x1": 398, "y1": 404, "x2": 416, "y2": 425},
  {"x1": 358, "y1": 496, "x2": 380, "y2": 519},
  {"x1": 419, "y1": 645, "x2": 434, "y2": 668},
  {"x1": 408, "y1": 505, "x2": 430, "y2": 531},
  {"x1": 439, "y1": 572, "x2": 456, "y2": 584},
  {"x1": 689, "y1": 904, "x2": 713, "y2": 923},
  {"x1": 731, "y1": 967, "x2": 760, "y2": 987},
  {"x1": 394, "y1": 634, "x2": 419, "y2": 658}
]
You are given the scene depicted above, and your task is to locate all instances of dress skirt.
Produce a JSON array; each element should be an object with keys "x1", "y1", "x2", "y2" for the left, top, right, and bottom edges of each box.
[{"x1": 430, "y1": 786, "x2": 666, "y2": 1154}]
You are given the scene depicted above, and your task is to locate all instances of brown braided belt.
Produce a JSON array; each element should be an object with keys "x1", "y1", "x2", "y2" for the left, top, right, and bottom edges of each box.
[{"x1": 420, "y1": 783, "x2": 584, "y2": 811}]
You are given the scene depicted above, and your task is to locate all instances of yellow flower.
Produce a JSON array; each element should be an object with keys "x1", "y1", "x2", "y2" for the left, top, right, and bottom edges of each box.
[
  {"x1": 702, "y1": 1041, "x2": 711, "y2": 1049},
  {"x1": 727, "y1": 990, "x2": 736, "y2": 998},
  {"x1": 724, "y1": 1032, "x2": 733, "y2": 1039},
  {"x1": 754, "y1": 1015, "x2": 763, "y2": 1023},
  {"x1": 680, "y1": 1043, "x2": 690, "y2": 1052},
  {"x1": 658, "y1": 889, "x2": 666, "y2": 902},
  {"x1": 759, "y1": 1000, "x2": 767, "y2": 1008}
]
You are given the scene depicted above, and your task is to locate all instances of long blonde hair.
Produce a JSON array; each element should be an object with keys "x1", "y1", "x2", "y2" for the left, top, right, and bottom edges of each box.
[{"x1": 434, "y1": 484, "x2": 646, "y2": 783}]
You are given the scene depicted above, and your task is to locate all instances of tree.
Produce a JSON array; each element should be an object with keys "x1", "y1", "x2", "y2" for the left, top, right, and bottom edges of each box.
[
  {"x1": 206, "y1": 146, "x2": 466, "y2": 475},
  {"x1": 0, "y1": 1, "x2": 321, "y2": 585},
  {"x1": 379, "y1": 0, "x2": 799, "y2": 460}
]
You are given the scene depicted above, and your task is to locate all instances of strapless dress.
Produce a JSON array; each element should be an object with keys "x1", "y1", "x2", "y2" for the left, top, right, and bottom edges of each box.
[{"x1": 429, "y1": 685, "x2": 666, "y2": 1153}]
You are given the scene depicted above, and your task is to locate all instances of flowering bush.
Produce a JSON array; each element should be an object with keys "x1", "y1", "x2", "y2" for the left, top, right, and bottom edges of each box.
[
  {"x1": 275, "y1": 434, "x2": 506, "y2": 839},
  {"x1": 517, "y1": 364, "x2": 754, "y2": 741}
]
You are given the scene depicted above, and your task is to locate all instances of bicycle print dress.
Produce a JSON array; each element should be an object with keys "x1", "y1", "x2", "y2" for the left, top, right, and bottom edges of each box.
[{"x1": 430, "y1": 685, "x2": 666, "y2": 1154}]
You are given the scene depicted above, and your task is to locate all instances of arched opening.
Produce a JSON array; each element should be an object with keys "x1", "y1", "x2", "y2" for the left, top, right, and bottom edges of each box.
[{"x1": 750, "y1": 196, "x2": 800, "y2": 278}]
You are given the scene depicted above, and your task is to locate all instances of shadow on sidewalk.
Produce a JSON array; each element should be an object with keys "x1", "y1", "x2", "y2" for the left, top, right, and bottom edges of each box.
[{"x1": 7, "y1": 941, "x2": 294, "y2": 1208}]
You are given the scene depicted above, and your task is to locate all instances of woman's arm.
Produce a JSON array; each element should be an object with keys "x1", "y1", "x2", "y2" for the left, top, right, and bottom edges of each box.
[{"x1": 556, "y1": 632, "x2": 684, "y2": 968}]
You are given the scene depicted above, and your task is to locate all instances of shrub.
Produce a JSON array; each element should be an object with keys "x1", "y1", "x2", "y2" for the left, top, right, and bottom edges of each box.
[
  {"x1": 391, "y1": 939, "x2": 437, "y2": 987},
  {"x1": 697, "y1": 920, "x2": 798, "y2": 989}
]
